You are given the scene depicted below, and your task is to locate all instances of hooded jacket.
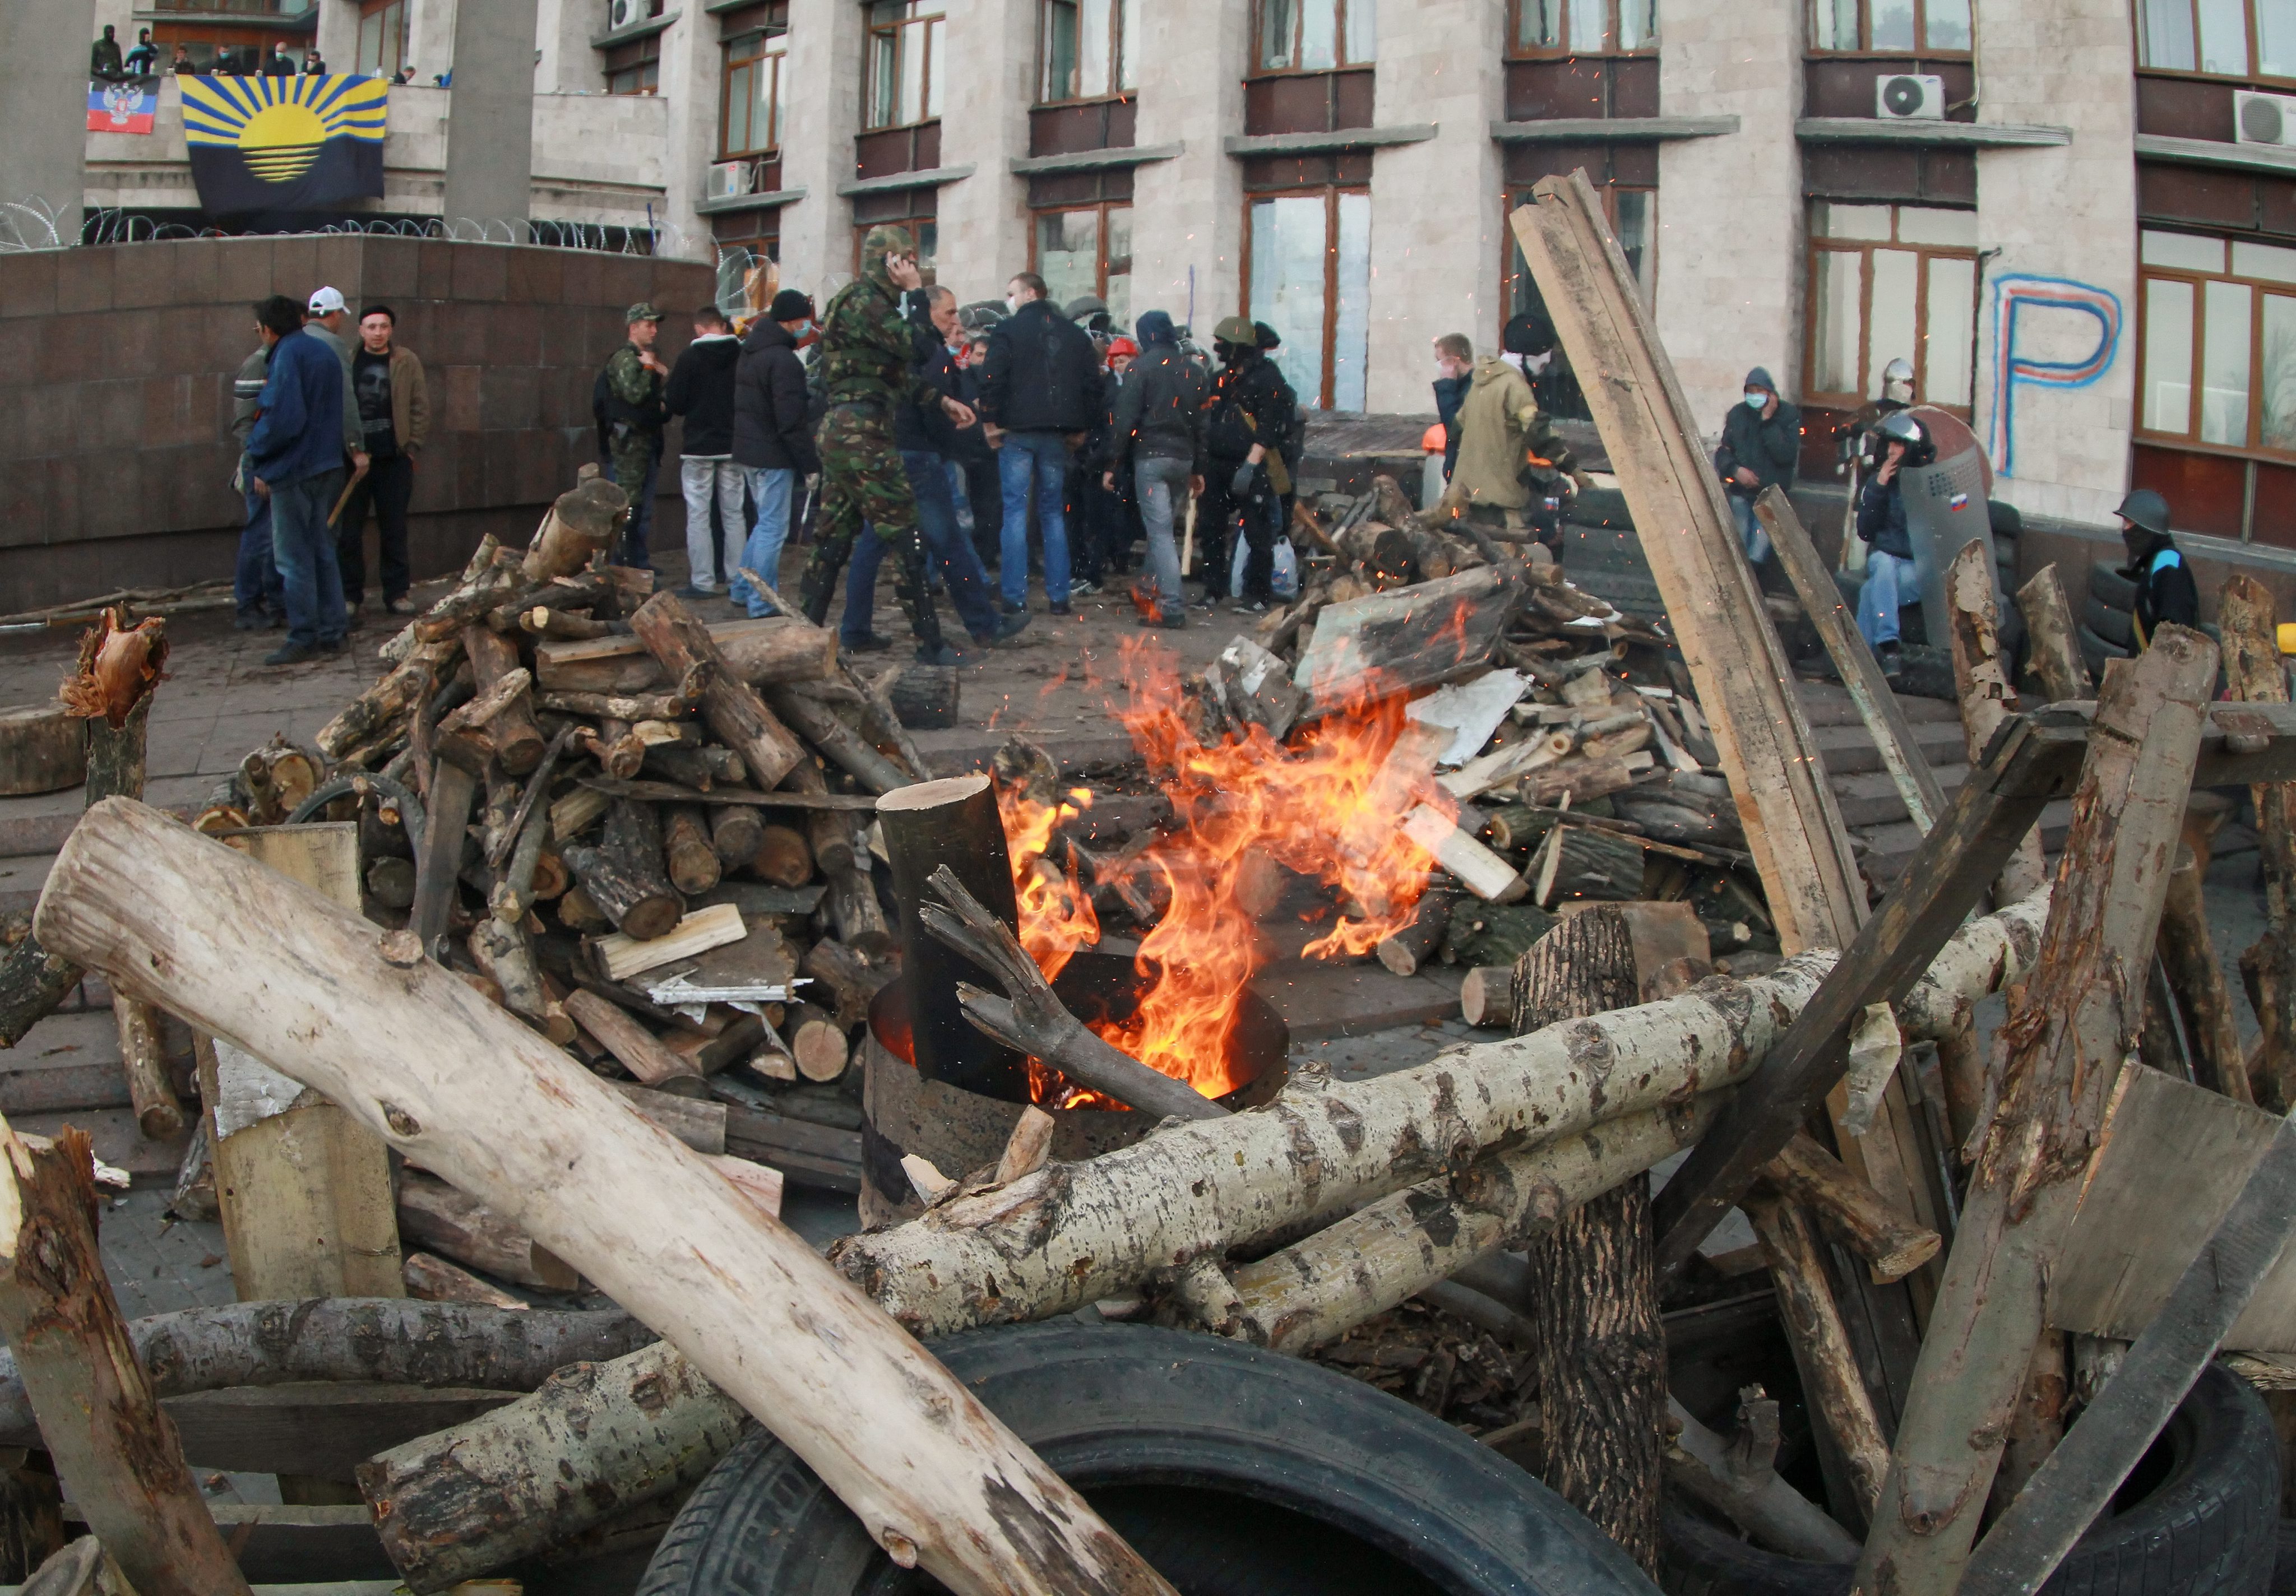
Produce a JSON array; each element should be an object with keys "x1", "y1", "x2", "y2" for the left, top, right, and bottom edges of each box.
[
  {"x1": 665, "y1": 331, "x2": 742, "y2": 458},
  {"x1": 1110, "y1": 314, "x2": 1208, "y2": 472},
  {"x1": 980, "y1": 297, "x2": 1102, "y2": 433},
  {"x1": 1715, "y1": 366, "x2": 1802, "y2": 498},
  {"x1": 1450, "y1": 357, "x2": 1543, "y2": 511},
  {"x1": 732, "y1": 318, "x2": 821, "y2": 476}
]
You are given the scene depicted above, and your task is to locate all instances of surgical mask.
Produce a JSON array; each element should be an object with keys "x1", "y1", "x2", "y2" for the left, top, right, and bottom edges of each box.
[
  {"x1": 1525, "y1": 350, "x2": 1554, "y2": 375},
  {"x1": 1006, "y1": 295, "x2": 1021, "y2": 314},
  {"x1": 1884, "y1": 378, "x2": 1914, "y2": 404},
  {"x1": 1744, "y1": 390, "x2": 1767, "y2": 409}
]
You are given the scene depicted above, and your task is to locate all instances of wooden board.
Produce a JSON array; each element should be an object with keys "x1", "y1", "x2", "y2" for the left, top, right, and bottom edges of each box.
[
  {"x1": 164, "y1": 1383, "x2": 518, "y2": 1482},
  {"x1": 2050, "y1": 1063, "x2": 2296, "y2": 1352},
  {"x1": 212, "y1": 823, "x2": 361, "y2": 907},
  {"x1": 1290, "y1": 567, "x2": 1520, "y2": 713}
]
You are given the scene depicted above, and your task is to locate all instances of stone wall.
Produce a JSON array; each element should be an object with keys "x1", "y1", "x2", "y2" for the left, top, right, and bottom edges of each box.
[{"x1": 0, "y1": 235, "x2": 711, "y2": 615}]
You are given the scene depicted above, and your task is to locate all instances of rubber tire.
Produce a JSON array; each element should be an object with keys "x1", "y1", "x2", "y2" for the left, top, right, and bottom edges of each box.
[
  {"x1": 1659, "y1": 1363, "x2": 2280, "y2": 1596},
  {"x1": 636, "y1": 1321, "x2": 1659, "y2": 1596},
  {"x1": 2090, "y1": 558, "x2": 2140, "y2": 611},
  {"x1": 2083, "y1": 594, "x2": 2137, "y2": 649},
  {"x1": 2270, "y1": 1519, "x2": 2296, "y2": 1596},
  {"x1": 2080, "y1": 622, "x2": 2133, "y2": 681}
]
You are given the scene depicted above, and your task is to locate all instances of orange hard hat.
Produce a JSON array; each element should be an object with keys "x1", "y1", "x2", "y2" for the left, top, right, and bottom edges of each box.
[{"x1": 1422, "y1": 422, "x2": 1447, "y2": 452}]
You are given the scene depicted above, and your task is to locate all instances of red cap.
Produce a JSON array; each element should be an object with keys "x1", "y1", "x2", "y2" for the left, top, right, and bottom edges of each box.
[{"x1": 1106, "y1": 337, "x2": 1139, "y2": 361}]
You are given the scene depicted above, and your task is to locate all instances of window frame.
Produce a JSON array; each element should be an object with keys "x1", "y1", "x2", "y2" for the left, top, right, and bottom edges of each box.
[
  {"x1": 850, "y1": 215, "x2": 939, "y2": 278},
  {"x1": 1249, "y1": 0, "x2": 1376, "y2": 76},
  {"x1": 1241, "y1": 182, "x2": 1372, "y2": 411},
  {"x1": 2131, "y1": 0, "x2": 2296, "y2": 83},
  {"x1": 1800, "y1": 203, "x2": 1980, "y2": 417},
  {"x1": 355, "y1": 0, "x2": 405, "y2": 78},
  {"x1": 1505, "y1": 0, "x2": 1658, "y2": 58},
  {"x1": 864, "y1": 0, "x2": 946, "y2": 132},
  {"x1": 1505, "y1": 183, "x2": 1655, "y2": 317},
  {"x1": 1036, "y1": 0, "x2": 1136, "y2": 105},
  {"x1": 1027, "y1": 200, "x2": 1134, "y2": 321},
  {"x1": 605, "y1": 34, "x2": 661, "y2": 95},
  {"x1": 720, "y1": 26, "x2": 786, "y2": 159},
  {"x1": 1806, "y1": 0, "x2": 1975, "y2": 56},
  {"x1": 2134, "y1": 229, "x2": 2296, "y2": 462}
]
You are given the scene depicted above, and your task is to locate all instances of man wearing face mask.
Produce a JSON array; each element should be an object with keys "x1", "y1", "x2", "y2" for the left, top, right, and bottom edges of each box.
[
  {"x1": 1714, "y1": 366, "x2": 1801, "y2": 564},
  {"x1": 1195, "y1": 316, "x2": 1292, "y2": 611},
  {"x1": 1839, "y1": 357, "x2": 1917, "y2": 479},
  {"x1": 797, "y1": 228, "x2": 979, "y2": 665}
]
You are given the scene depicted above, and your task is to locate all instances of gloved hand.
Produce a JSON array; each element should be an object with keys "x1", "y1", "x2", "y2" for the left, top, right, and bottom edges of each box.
[{"x1": 1230, "y1": 461, "x2": 1257, "y2": 498}]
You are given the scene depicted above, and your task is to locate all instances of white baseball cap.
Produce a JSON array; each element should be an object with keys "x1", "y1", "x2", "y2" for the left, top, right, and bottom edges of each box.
[{"x1": 307, "y1": 286, "x2": 347, "y2": 315}]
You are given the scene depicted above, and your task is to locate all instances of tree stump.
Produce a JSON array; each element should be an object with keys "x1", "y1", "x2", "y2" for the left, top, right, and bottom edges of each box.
[
  {"x1": 0, "y1": 708, "x2": 84, "y2": 797},
  {"x1": 1511, "y1": 906, "x2": 1665, "y2": 1573},
  {"x1": 561, "y1": 800, "x2": 683, "y2": 941}
]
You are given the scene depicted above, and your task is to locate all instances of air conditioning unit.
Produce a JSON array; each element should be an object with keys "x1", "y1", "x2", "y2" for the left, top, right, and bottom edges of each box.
[
  {"x1": 707, "y1": 160, "x2": 756, "y2": 201},
  {"x1": 606, "y1": 0, "x2": 638, "y2": 32},
  {"x1": 1875, "y1": 73, "x2": 1946, "y2": 119},
  {"x1": 2236, "y1": 89, "x2": 2296, "y2": 146}
]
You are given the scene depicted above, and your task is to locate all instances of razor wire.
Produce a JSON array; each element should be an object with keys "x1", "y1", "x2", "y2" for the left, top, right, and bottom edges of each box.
[{"x1": 2, "y1": 199, "x2": 710, "y2": 264}]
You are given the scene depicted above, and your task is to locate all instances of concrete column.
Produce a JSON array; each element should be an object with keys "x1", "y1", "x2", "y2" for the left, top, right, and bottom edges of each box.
[
  {"x1": 1971, "y1": 0, "x2": 2137, "y2": 523},
  {"x1": 406, "y1": 0, "x2": 458, "y2": 86},
  {"x1": 1365, "y1": 0, "x2": 1505, "y2": 413},
  {"x1": 317, "y1": 0, "x2": 362, "y2": 75},
  {"x1": 0, "y1": 0, "x2": 94, "y2": 241},
  {"x1": 533, "y1": 0, "x2": 596, "y2": 94},
  {"x1": 1128, "y1": 0, "x2": 1247, "y2": 340},
  {"x1": 777, "y1": 0, "x2": 863, "y2": 299},
  {"x1": 934, "y1": 0, "x2": 1034, "y2": 289},
  {"x1": 441, "y1": 0, "x2": 538, "y2": 221},
  {"x1": 1655, "y1": 0, "x2": 1803, "y2": 438},
  {"x1": 656, "y1": 5, "x2": 720, "y2": 258}
]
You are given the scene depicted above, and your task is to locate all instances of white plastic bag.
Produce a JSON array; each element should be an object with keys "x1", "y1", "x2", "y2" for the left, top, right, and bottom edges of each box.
[{"x1": 1228, "y1": 534, "x2": 1300, "y2": 600}]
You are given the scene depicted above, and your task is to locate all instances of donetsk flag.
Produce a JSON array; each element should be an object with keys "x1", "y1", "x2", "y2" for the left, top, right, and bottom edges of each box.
[
  {"x1": 87, "y1": 78, "x2": 156, "y2": 134},
  {"x1": 182, "y1": 74, "x2": 386, "y2": 215}
]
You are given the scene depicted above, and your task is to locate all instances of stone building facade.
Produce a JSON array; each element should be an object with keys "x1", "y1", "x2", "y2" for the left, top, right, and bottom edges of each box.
[{"x1": 32, "y1": 0, "x2": 2296, "y2": 544}]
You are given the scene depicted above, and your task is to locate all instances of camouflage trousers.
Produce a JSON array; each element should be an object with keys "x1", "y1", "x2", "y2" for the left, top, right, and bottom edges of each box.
[
  {"x1": 799, "y1": 403, "x2": 942, "y2": 652},
  {"x1": 609, "y1": 438, "x2": 660, "y2": 565}
]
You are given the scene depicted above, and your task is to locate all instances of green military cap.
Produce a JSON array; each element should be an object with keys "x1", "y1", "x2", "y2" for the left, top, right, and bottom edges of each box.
[
  {"x1": 626, "y1": 301, "x2": 663, "y2": 323},
  {"x1": 1212, "y1": 314, "x2": 1257, "y2": 344},
  {"x1": 862, "y1": 224, "x2": 918, "y2": 259}
]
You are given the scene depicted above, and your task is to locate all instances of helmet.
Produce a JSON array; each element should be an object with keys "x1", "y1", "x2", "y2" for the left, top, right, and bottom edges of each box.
[
  {"x1": 1876, "y1": 410, "x2": 1936, "y2": 467},
  {"x1": 2116, "y1": 489, "x2": 2170, "y2": 537},
  {"x1": 1881, "y1": 357, "x2": 1915, "y2": 402},
  {"x1": 1503, "y1": 312, "x2": 1558, "y2": 358}
]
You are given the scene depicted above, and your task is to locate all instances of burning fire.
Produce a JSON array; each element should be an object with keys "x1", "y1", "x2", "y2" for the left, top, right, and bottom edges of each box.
[{"x1": 1000, "y1": 641, "x2": 1447, "y2": 1107}]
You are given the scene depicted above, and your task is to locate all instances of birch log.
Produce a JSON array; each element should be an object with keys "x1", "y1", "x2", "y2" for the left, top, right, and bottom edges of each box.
[
  {"x1": 31, "y1": 799, "x2": 1180, "y2": 1596},
  {"x1": 628, "y1": 593, "x2": 807, "y2": 792},
  {"x1": 1945, "y1": 542, "x2": 2047, "y2": 904},
  {"x1": 1854, "y1": 624, "x2": 2218, "y2": 1596}
]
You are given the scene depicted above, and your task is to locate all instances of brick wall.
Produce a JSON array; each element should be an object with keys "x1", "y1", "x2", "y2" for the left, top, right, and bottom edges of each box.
[{"x1": 0, "y1": 235, "x2": 714, "y2": 615}]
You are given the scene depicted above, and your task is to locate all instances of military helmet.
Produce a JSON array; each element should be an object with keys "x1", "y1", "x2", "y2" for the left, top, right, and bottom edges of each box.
[
  {"x1": 2116, "y1": 488, "x2": 2170, "y2": 537},
  {"x1": 1212, "y1": 314, "x2": 1257, "y2": 345}
]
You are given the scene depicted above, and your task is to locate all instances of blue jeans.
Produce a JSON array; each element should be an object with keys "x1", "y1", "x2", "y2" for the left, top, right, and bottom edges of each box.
[
  {"x1": 270, "y1": 467, "x2": 347, "y2": 648},
  {"x1": 904, "y1": 449, "x2": 998, "y2": 638},
  {"x1": 998, "y1": 430, "x2": 1071, "y2": 607},
  {"x1": 1732, "y1": 494, "x2": 1769, "y2": 563},
  {"x1": 843, "y1": 527, "x2": 891, "y2": 645},
  {"x1": 1135, "y1": 455, "x2": 1191, "y2": 614},
  {"x1": 730, "y1": 466, "x2": 795, "y2": 615},
  {"x1": 235, "y1": 467, "x2": 281, "y2": 619},
  {"x1": 1858, "y1": 549, "x2": 1919, "y2": 649}
]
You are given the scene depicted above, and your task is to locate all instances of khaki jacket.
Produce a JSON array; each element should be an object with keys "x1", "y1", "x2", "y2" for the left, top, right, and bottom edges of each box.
[
  {"x1": 1450, "y1": 357, "x2": 1540, "y2": 511},
  {"x1": 381, "y1": 345, "x2": 430, "y2": 454}
]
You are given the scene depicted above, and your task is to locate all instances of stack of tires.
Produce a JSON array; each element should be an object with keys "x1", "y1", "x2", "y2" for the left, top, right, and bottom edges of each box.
[{"x1": 2081, "y1": 558, "x2": 2140, "y2": 680}]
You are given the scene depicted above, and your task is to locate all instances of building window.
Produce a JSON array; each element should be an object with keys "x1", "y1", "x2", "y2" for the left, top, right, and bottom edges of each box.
[
  {"x1": 1809, "y1": 0, "x2": 1972, "y2": 53},
  {"x1": 2136, "y1": 0, "x2": 2296, "y2": 77},
  {"x1": 1040, "y1": 0, "x2": 1138, "y2": 103},
  {"x1": 1033, "y1": 203, "x2": 1133, "y2": 329},
  {"x1": 1804, "y1": 201, "x2": 1978, "y2": 414},
  {"x1": 1255, "y1": 0, "x2": 1376, "y2": 73},
  {"x1": 866, "y1": 0, "x2": 945, "y2": 130},
  {"x1": 1246, "y1": 188, "x2": 1371, "y2": 410},
  {"x1": 605, "y1": 34, "x2": 660, "y2": 93},
  {"x1": 1510, "y1": 0, "x2": 1656, "y2": 55},
  {"x1": 2136, "y1": 229, "x2": 2296, "y2": 453},
  {"x1": 723, "y1": 29, "x2": 785, "y2": 157},
  {"x1": 851, "y1": 188, "x2": 938, "y2": 276},
  {"x1": 357, "y1": 0, "x2": 405, "y2": 77},
  {"x1": 1507, "y1": 185, "x2": 1654, "y2": 318}
]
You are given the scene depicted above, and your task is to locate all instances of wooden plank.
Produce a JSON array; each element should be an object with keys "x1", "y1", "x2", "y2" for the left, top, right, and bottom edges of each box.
[
  {"x1": 1289, "y1": 566, "x2": 1520, "y2": 713},
  {"x1": 164, "y1": 1384, "x2": 518, "y2": 1482},
  {"x1": 212, "y1": 824, "x2": 360, "y2": 908},
  {"x1": 1756, "y1": 488, "x2": 1947, "y2": 836}
]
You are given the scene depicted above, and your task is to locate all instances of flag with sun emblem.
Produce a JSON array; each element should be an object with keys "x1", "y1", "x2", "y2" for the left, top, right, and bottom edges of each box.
[{"x1": 181, "y1": 74, "x2": 387, "y2": 215}]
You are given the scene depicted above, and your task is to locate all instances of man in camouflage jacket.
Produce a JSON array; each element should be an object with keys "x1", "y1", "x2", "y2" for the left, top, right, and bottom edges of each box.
[
  {"x1": 602, "y1": 303, "x2": 669, "y2": 567},
  {"x1": 798, "y1": 225, "x2": 976, "y2": 664}
]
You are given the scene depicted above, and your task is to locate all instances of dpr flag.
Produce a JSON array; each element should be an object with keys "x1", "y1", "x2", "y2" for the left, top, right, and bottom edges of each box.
[
  {"x1": 181, "y1": 74, "x2": 387, "y2": 215},
  {"x1": 86, "y1": 78, "x2": 156, "y2": 134}
]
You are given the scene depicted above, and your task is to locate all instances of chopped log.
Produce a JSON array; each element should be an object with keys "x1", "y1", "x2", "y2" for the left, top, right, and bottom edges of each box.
[
  {"x1": 886, "y1": 662, "x2": 960, "y2": 730},
  {"x1": 610, "y1": 1080, "x2": 729, "y2": 1152},
  {"x1": 1665, "y1": 1395, "x2": 1859, "y2": 1563},
  {"x1": 1853, "y1": 625, "x2": 2219, "y2": 1595},
  {"x1": 1519, "y1": 753, "x2": 1652, "y2": 808},
  {"x1": 366, "y1": 854, "x2": 417, "y2": 909},
  {"x1": 36, "y1": 799, "x2": 1179, "y2": 1596},
  {"x1": 0, "y1": 1125, "x2": 253, "y2": 1596},
  {"x1": 1445, "y1": 902, "x2": 1561, "y2": 972},
  {"x1": 1460, "y1": 964, "x2": 1513, "y2": 1027},
  {"x1": 1761, "y1": 1131, "x2": 1939, "y2": 1282},
  {"x1": 316, "y1": 638, "x2": 455, "y2": 760},
  {"x1": 2220, "y1": 573, "x2": 2296, "y2": 1110},
  {"x1": 2159, "y1": 846, "x2": 2253, "y2": 1102},
  {"x1": 408, "y1": 548, "x2": 527, "y2": 644},
  {"x1": 994, "y1": 1107, "x2": 1057, "y2": 1186},
  {"x1": 661, "y1": 805, "x2": 723, "y2": 896},
  {"x1": 551, "y1": 783, "x2": 612, "y2": 842},
  {"x1": 801, "y1": 938, "x2": 892, "y2": 1030},
  {"x1": 112, "y1": 998, "x2": 182, "y2": 1139},
  {"x1": 593, "y1": 903, "x2": 747, "y2": 982},
  {"x1": 1747, "y1": 1195, "x2": 1888, "y2": 1523},
  {"x1": 405, "y1": 1251, "x2": 528, "y2": 1310},
  {"x1": 461, "y1": 625, "x2": 547, "y2": 776},
  {"x1": 707, "y1": 802, "x2": 766, "y2": 871},
  {"x1": 561, "y1": 799, "x2": 683, "y2": 941},
  {"x1": 878, "y1": 778, "x2": 1026, "y2": 1096},
  {"x1": 1292, "y1": 566, "x2": 1524, "y2": 714},
  {"x1": 1376, "y1": 882, "x2": 1457, "y2": 977},
  {"x1": 520, "y1": 477, "x2": 626, "y2": 581},
  {"x1": 1513, "y1": 905, "x2": 1666, "y2": 1573},
  {"x1": 1946, "y1": 541, "x2": 2047, "y2": 903},
  {"x1": 644, "y1": 743, "x2": 744, "y2": 790},
  {"x1": 519, "y1": 605, "x2": 615, "y2": 641},
  {"x1": 788, "y1": 1003, "x2": 850, "y2": 1083},
  {"x1": 534, "y1": 616, "x2": 836, "y2": 695},
  {"x1": 537, "y1": 688, "x2": 701, "y2": 722},
  {"x1": 768, "y1": 686, "x2": 913, "y2": 794},
  {"x1": 1401, "y1": 804, "x2": 1525, "y2": 902},
  {"x1": 557, "y1": 884, "x2": 609, "y2": 931},
  {"x1": 409, "y1": 757, "x2": 479, "y2": 953},
  {"x1": 564, "y1": 989, "x2": 706, "y2": 1094},
  {"x1": 2017, "y1": 563, "x2": 2094, "y2": 702},
  {"x1": 628, "y1": 592, "x2": 806, "y2": 790},
  {"x1": 0, "y1": 706, "x2": 84, "y2": 796},
  {"x1": 752, "y1": 823, "x2": 815, "y2": 888},
  {"x1": 1533, "y1": 824, "x2": 1646, "y2": 908},
  {"x1": 397, "y1": 1170, "x2": 581, "y2": 1292},
  {"x1": 469, "y1": 918, "x2": 566, "y2": 1040}
]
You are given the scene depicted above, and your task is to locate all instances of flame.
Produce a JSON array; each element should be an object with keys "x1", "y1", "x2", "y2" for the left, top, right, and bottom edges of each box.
[{"x1": 1001, "y1": 642, "x2": 1446, "y2": 1106}]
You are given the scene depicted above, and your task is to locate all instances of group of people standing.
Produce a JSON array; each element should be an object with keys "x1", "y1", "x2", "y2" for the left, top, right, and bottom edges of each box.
[
  {"x1": 596, "y1": 225, "x2": 1313, "y2": 664},
  {"x1": 94, "y1": 24, "x2": 327, "y2": 79}
]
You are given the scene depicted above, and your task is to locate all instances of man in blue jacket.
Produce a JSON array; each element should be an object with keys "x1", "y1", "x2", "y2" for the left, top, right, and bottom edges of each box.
[{"x1": 244, "y1": 294, "x2": 349, "y2": 664}]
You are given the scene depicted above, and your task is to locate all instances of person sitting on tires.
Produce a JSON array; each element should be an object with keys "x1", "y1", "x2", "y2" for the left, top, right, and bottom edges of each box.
[
  {"x1": 2115, "y1": 488, "x2": 2199, "y2": 647},
  {"x1": 1854, "y1": 410, "x2": 1932, "y2": 676}
]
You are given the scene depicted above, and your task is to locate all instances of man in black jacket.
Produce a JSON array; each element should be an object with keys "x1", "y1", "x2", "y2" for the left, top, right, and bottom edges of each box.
[
  {"x1": 981, "y1": 271, "x2": 1102, "y2": 616},
  {"x1": 665, "y1": 305, "x2": 744, "y2": 596},
  {"x1": 2115, "y1": 489, "x2": 2200, "y2": 645},
  {"x1": 1104, "y1": 310, "x2": 1205, "y2": 628},
  {"x1": 1714, "y1": 365, "x2": 1800, "y2": 565},
  {"x1": 1196, "y1": 316, "x2": 1290, "y2": 611},
  {"x1": 729, "y1": 290, "x2": 820, "y2": 618}
]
